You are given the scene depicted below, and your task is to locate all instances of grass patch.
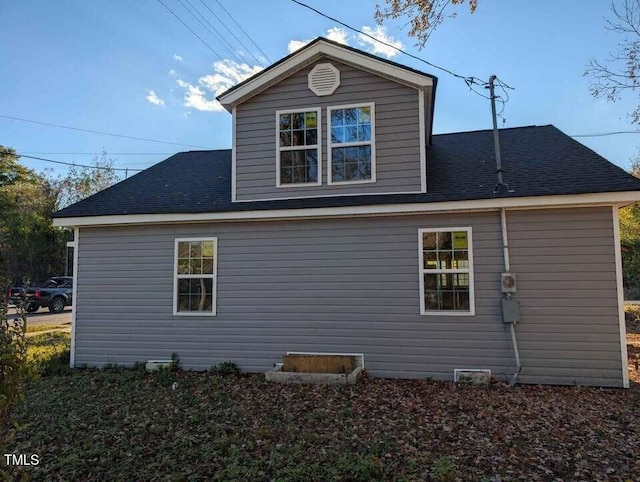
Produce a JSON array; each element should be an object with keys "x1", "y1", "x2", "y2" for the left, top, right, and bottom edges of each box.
[
  {"x1": 26, "y1": 331, "x2": 70, "y2": 375},
  {"x1": 26, "y1": 323, "x2": 68, "y2": 334}
]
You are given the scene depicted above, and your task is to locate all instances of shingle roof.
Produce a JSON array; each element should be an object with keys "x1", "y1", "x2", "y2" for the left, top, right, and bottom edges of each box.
[{"x1": 52, "y1": 125, "x2": 640, "y2": 218}]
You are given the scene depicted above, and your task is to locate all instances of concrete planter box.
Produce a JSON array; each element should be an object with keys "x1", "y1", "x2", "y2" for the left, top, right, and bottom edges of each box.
[{"x1": 265, "y1": 364, "x2": 363, "y2": 385}]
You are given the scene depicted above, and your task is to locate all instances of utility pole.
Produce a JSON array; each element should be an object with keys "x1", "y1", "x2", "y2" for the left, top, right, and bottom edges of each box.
[{"x1": 487, "y1": 75, "x2": 511, "y2": 194}]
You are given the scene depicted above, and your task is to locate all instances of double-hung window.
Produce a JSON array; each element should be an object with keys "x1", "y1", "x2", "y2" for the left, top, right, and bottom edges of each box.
[
  {"x1": 418, "y1": 228, "x2": 475, "y2": 315},
  {"x1": 174, "y1": 238, "x2": 218, "y2": 315},
  {"x1": 276, "y1": 108, "x2": 321, "y2": 186},
  {"x1": 328, "y1": 103, "x2": 375, "y2": 184}
]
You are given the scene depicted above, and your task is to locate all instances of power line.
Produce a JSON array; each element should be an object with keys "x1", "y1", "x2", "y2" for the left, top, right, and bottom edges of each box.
[
  {"x1": 17, "y1": 154, "x2": 145, "y2": 172},
  {"x1": 177, "y1": 0, "x2": 244, "y2": 63},
  {"x1": 198, "y1": 0, "x2": 265, "y2": 66},
  {"x1": 290, "y1": 0, "x2": 482, "y2": 84},
  {"x1": 156, "y1": 0, "x2": 226, "y2": 63},
  {"x1": 571, "y1": 131, "x2": 640, "y2": 138},
  {"x1": 212, "y1": 0, "x2": 271, "y2": 63},
  {"x1": 0, "y1": 114, "x2": 209, "y2": 148}
]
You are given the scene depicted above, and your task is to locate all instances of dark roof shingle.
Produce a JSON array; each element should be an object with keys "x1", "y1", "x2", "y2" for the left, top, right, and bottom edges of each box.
[{"x1": 52, "y1": 125, "x2": 640, "y2": 218}]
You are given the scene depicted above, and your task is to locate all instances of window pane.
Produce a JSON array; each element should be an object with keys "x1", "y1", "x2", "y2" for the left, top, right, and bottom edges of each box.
[
  {"x1": 454, "y1": 274, "x2": 469, "y2": 288},
  {"x1": 305, "y1": 111, "x2": 317, "y2": 128},
  {"x1": 344, "y1": 108, "x2": 358, "y2": 125},
  {"x1": 359, "y1": 106, "x2": 371, "y2": 123},
  {"x1": 190, "y1": 241, "x2": 201, "y2": 258},
  {"x1": 439, "y1": 251, "x2": 453, "y2": 270},
  {"x1": 331, "y1": 109, "x2": 344, "y2": 126},
  {"x1": 202, "y1": 241, "x2": 214, "y2": 257},
  {"x1": 345, "y1": 125, "x2": 359, "y2": 143},
  {"x1": 423, "y1": 233, "x2": 436, "y2": 250},
  {"x1": 292, "y1": 113, "x2": 305, "y2": 129},
  {"x1": 280, "y1": 131, "x2": 291, "y2": 147},
  {"x1": 178, "y1": 242, "x2": 189, "y2": 258},
  {"x1": 437, "y1": 232, "x2": 452, "y2": 250},
  {"x1": 203, "y1": 258, "x2": 214, "y2": 274},
  {"x1": 453, "y1": 250, "x2": 469, "y2": 269},
  {"x1": 358, "y1": 124, "x2": 371, "y2": 141},
  {"x1": 279, "y1": 113, "x2": 291, "y2": 130},
  {"x1": 305, "y1": 129, "x2": 317, "y2": 145},
  {"x1": 331, "y1": 126, "x2": 343, "y2": 144},
  {"x1": 190, "y1": 258, "x2": 202, "y2": 275},
  {"x1": 440, "y1": 291, "x2": 455, "y2": 310},
  {"x1": 454, "y1": 291, "x2": 470, "y2": 311},
  {"x1": 177, "y1": 259, "x2": 189, "y2": 275},
  {"x1": 453, "y1": 231, "x2": 468, "y2": 249},
  {"x1": 281, "y1": 166, "x2": 292, "y2": 184},
  {"x1": 423, "y1": 251, "x2": 437, "y2": 269},
  {"x1": 292, "y1": 130, "x2": 305, "y2": 146},
  {"x1": 424, "y1": 273, "x2": 438, "y2": 290},
  {"x1": 424, "y1": 291, "x2": 439, "y2": 310}
]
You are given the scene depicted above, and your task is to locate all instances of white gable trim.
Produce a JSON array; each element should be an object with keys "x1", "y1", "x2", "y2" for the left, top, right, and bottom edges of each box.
[
  {"x1": 53, "y1": 191, "x2": 640, "y2": 228},
  {"x1": 217, "y1": 40, "x2": 434, "y2": 110}
]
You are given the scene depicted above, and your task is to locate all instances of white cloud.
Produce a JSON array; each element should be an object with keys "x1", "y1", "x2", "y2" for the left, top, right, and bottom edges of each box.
[
  {"x1": 358, "y1": 26, "x2": 403, "y2": 58},
  {"x1": 326, "y1": 27, "x2": 349, "y2": 45},
  {"x1": 169, "y1": 69, "x2": 177, "y2": 76},
  {"x1": 287, "y1": 39, "x2": 311, "y2": 53},
  {"x1": 173, "y1": 54, "x2": 183, "y2": 61},
  {"x1": 287, "y1": 26, "x2": 402, "y2": 58},
  {"x1": 288, "y1": 27, "x2": 350, "y2": 54},
  {"x1": 176, "y1": 60, "x2": 263, "y2": 112},
  {"x1": 145, "y1": 90, "x2": 165, "y2": 107}
]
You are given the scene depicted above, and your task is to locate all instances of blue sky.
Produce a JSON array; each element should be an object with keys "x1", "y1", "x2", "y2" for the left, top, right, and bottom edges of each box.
[{"x1": 0, "y1": 0, "x2": 637, "y2": 176}]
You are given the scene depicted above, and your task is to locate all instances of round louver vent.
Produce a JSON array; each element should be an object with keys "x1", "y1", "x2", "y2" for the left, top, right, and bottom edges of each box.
[{"x1": 308, "y1": 63, "x2": 340, "y2": 96}]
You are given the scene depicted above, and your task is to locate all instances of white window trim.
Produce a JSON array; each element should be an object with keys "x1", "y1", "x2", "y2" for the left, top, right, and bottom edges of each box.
[
  {"x1": 418, "y1": 227, "x2": 476, "y2": 316},
  {"x1": 275, "y1": 107, "x2": 322, "y2": 188},
  {"x1": 173, "y1": 237, "x2": 218, "y2": 317},
  {"x1": 327, "y1": 102, "x2": 376, "y2": 185}
]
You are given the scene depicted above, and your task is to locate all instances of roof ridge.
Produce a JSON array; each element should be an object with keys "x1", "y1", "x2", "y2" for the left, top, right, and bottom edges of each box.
[{"x1": 433, "y1": 125, "x2": 551, "y2": 137}]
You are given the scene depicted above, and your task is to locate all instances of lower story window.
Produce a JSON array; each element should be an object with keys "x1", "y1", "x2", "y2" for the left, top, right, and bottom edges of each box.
[
  {"x1": 418, "y1": 228, "x2": 475, "y2": 315},
  {"x1": 174, "y1": 238, "x2": 217, "y2": 315}
]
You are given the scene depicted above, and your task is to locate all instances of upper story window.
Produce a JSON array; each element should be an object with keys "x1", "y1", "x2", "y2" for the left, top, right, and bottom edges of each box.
[
  {"x1": 276, "y1": 108, "x2": 321, "y2": 187},
  {"x1": 328, "y1": 103, "x2": 376, "y2": 184},
  {"x1": 418, "y1": 228, "x2": 475, "y2": 316}
]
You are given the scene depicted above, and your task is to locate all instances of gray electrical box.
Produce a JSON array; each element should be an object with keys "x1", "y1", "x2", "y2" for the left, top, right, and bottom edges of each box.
[{"x1": 501, "y1": 297, "x2": 520, "y2": 323}]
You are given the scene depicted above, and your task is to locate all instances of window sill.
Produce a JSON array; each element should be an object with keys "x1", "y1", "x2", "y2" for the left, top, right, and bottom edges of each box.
[
  {"x1": 173, "y1": 311, "x2": 217, "y2": 317},
  {"x1": 420, "y1": 310, "x2": 475, "y2": 317},
  {"x1": 328, "y1": 178, "x2": 376, "y2": 186},
  {"x1": 276, "y1": 182, "x2": 322, "y2": 189}
]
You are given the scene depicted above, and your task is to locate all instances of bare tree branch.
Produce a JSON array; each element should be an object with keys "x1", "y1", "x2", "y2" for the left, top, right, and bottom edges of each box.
[{"x1": 586, "y1": 0, "x2": 640, "y2": 124}]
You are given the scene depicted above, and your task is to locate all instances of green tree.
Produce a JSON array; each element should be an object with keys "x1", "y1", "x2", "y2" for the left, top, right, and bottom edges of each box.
[
  {"x1": 0, "y1": 146, "x2": 66, "y2": 283},
  {"x1": 375, "y1": 0, "x2": 479, "y2": 47},
  {"x1": 620, "y1": 158, "x2": 640, "y2": 294}
]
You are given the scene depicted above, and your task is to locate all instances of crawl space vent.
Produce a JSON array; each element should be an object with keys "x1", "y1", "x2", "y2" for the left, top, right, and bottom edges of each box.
[{"x1": 308, "y1": 63, "x2": 340, "y2": 96}]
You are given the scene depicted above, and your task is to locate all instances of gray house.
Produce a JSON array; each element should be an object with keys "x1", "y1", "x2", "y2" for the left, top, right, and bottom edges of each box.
[{"x1": 53, "y1": 38, "x2": 640, "y2": 387}]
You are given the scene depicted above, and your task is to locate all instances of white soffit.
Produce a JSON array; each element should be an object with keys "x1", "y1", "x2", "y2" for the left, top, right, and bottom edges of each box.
[{"x1": 308, "y1": 63, "x2": 340, "y2": 96}]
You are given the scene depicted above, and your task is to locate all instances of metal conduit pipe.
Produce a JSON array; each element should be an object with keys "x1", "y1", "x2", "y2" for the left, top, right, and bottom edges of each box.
[{"x1": 501, "y1": 208, "x2": 521, "y2": 386}]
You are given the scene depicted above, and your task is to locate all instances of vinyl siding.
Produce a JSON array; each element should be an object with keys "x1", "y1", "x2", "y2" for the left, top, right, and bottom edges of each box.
[
  {"x1": 235, "y1": 58, "x2": 425, "y2": 200},
  {"x1": 74, "y1": 206, "x2": 624, "y2": 386}
]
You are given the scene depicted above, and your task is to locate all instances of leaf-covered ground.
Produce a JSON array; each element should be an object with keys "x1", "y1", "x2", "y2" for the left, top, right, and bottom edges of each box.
[{"x1": 8, "y1": 357, "x2": 640, "y2": 481}]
